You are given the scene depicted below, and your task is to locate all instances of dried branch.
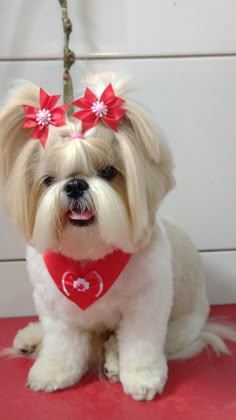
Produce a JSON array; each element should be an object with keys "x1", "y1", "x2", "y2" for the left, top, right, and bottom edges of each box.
[{"x1": 58, "y1": 0, "x2": 76, "y2": 115}]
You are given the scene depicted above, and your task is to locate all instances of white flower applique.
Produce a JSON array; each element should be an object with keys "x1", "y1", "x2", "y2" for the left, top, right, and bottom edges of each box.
[
  {"x1": 91, "y1": 101, "x2": 108, "y2": 117},
  {"x1": 73, "y1": 278, "x2": 90, "y2": 292}
]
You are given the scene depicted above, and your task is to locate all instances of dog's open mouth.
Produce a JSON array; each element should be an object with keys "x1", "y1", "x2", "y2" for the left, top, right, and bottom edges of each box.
[{"x1": 68, "y1": 206, "x2": 95, "y2": 227}]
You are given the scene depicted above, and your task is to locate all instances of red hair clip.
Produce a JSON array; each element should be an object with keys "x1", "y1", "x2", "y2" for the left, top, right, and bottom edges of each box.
[
  {"x1": 23, "y1": 88, "x2": 68, "y2": 147},
  {"x1": 72, "y1": 83, "x2": 127, "y2": 132}
]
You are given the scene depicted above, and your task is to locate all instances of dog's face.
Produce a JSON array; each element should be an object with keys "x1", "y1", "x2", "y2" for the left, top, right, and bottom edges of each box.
[{"x1": 0, "y1": 81, "x2": 175, "y2": 260}]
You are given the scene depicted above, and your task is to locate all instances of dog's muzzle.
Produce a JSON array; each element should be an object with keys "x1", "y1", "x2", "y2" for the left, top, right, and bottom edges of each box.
[{"x1": 64, "y1": 178, "x2": 95, "y2": 227}]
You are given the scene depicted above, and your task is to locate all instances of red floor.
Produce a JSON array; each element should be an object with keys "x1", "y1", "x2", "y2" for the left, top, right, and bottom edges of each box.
[{"x1": 0, "y1": 305, "x2": 236, "y2": 420}]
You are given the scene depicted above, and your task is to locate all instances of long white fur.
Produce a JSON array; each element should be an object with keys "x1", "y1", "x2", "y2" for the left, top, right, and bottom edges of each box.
[{"x1": 0, "y1": 77, "x2": 236, "y2": 401}]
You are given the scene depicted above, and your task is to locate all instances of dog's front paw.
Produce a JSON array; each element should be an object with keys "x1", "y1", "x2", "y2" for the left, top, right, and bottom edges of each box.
[
  {"x1": 13, "y1": 322, "x2": 43, "y2": 356},
  {"x1": 120, "y1": 365, "x2": 167, "y2": 401},
  {"x1": 28, "y1": 357, "x2": 85, "y2": 392}
]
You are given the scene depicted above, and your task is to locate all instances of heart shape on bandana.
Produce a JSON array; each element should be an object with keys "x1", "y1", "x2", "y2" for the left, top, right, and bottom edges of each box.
[
  {"x1": 62, "y1": 271, "x2": 103, "y2": 298},
  {"x1": 43, "y1": 250, "x2": 131, "y2": 310}
]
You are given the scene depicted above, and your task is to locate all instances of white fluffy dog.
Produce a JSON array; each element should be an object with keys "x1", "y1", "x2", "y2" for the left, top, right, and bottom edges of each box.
[{"x1": 0, "y1": 78, "x2": 235, "y2": 401}]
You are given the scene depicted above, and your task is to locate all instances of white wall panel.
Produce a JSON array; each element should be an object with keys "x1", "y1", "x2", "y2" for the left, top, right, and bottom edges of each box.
[
  {"x1": 0, "y1": 1, "x2": 236, "y2": 59},
  {"x1": 0, "y1": 262, "x2": 36, "y2": 317},
  {"x1": 0, "y1": 252, "x2": 235, "y2": 317},
  {"x1": 202, "y1": 251, "x2": 236, "y2": 305},
  {"x1": 0, "y1": 207, "x2": 24, "y2": 260},
  {"x1": 0, "y1": 57, "x2": 235, "y2": 259}
]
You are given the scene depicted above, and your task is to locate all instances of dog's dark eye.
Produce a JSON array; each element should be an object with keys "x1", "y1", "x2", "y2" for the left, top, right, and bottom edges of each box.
[
  {"x1": 43, "y1": 176, "x2": 55, "y2": 187},
  {"x1": 98, "y1": 166, "x2": 118, "y2": 181}
]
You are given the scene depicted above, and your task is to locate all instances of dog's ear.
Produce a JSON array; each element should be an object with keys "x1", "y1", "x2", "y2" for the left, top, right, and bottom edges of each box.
[
  {"x1": 0, "y1": 83, "x2": 39, "y2": 179},
  {"x1": 120, "y1": 104, "x2": 161, "y2": 164},
  {"x1": 117, "y1": 101, "x2": 175, "y2": 248},
  {"x1": 0, "y1": 84, "x2": 41, "y2": 238},
  {"x1": 4, "y1": 140, "x2": 42, "y2": 240}
]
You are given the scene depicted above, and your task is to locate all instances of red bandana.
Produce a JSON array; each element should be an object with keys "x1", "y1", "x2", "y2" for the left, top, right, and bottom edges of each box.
[{"x1": 43, "y1": 250, "x2": 132, "y2": 310}]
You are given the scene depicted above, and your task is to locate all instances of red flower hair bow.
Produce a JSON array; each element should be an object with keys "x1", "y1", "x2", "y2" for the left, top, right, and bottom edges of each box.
[
  {"x1": 23, "y1": 88, "x2": 68, "y2": 147},
  {"x1": 72, "y1": 83, "x2": 127, "y2": 132}
]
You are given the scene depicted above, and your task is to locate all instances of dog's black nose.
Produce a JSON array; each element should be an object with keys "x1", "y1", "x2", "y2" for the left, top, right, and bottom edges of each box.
[{"x1": 64, "y1": 179, "x2": 89, "y2": 199}]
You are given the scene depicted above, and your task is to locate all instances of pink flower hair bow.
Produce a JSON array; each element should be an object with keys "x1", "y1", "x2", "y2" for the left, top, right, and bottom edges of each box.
[
  {"x1": 23, "y1": 88, "x2": 68, "y2": 147},
  {"x1": 72, "y1": 83, "x2": 127, "y2": 132}
]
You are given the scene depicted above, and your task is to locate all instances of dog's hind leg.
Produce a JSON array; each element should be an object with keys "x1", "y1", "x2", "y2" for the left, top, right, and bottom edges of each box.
[
  {"x1": 165, "y1": 313, "x2": 206, "y2": 359},
  {"x1": 166, "y1": 312, "x2": 236, "y2": 360}
]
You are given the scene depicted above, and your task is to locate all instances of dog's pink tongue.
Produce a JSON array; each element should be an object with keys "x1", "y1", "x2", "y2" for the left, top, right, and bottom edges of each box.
[{"x1": 69, "y1": 210, "x2": 94, "y2": 221}]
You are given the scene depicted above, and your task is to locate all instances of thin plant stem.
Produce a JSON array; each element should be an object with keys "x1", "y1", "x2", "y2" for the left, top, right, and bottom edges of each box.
[{"x1": 58, "y1": 0, "x2": 76, "y2": 116}]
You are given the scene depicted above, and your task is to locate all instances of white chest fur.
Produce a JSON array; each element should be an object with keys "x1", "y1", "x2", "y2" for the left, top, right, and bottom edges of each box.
[{"x1": 26, "y1": 220, "x2": 173, "y2": 332}]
